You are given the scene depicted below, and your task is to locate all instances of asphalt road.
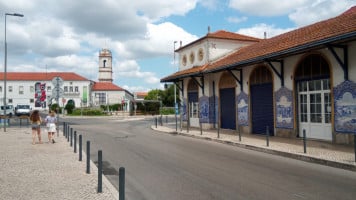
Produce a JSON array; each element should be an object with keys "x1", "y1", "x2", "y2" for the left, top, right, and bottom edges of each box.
[{"x1": 64, "y1": 117, "x2": 356, "y2": 200}]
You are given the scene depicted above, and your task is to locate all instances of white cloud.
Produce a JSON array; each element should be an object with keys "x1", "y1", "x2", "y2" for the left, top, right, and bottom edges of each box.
[
  {"x1": 115, "y1": 60, "x2": 160, "y2": 84},
  {"x1": 0, "y1": 0, "x2": 353, "y2": 94},
  {"x1": 198, "y1": 0, "x2": 220, "y2": 10},
  {"x1": 227, "y1": 16, "x2": 248, "y2": 24},
  {"x1": 229, "y1": 0, "x2": 309, "y2": 16},
  {"x1": 236, "y1": 23, "x2": 294, "y2": 39},
  {"x1": 289, "y1": 0, "x2": 355, "y2": 27}
]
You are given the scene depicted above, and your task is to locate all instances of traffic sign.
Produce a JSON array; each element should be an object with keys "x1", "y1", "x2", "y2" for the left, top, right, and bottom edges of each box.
[
  {"x1": 52, "y1": 76, "x2": 63, "y2": 87},
  {"x1": 52, "y1": 87, "x2": 64, "y2": 98}
]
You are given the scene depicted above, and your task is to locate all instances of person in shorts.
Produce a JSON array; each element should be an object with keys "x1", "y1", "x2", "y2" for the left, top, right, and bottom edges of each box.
[
  {"x1": 29, "y1": 110, "x2": 42, "y2": 145},
  {"x1": 45, "y1": 110, "x2": 57, "y2": 143}
]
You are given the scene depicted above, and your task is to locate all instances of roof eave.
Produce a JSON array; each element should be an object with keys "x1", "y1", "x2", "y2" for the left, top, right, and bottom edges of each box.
[{"x1": 206, "y1": 32, "x2": 356, "y2": 73}]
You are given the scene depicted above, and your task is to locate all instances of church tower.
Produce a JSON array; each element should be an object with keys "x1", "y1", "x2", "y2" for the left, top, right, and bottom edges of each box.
[{"x1": 98, "y1": 48, "x2": 113, "y2": 82}]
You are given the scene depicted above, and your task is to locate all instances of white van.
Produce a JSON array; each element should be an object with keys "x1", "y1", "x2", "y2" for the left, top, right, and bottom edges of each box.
[{"x1": 0, "y1": 105, "x2": 14, "y2": 117}]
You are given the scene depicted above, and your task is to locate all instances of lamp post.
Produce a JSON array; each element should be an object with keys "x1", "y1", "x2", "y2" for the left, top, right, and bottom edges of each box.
[
  {"x1": 173, "y1": 41, "x2": 177, "y2": 131},
  {"x1": 3, "y1": 13, "x2": 24, "y2": 131}
]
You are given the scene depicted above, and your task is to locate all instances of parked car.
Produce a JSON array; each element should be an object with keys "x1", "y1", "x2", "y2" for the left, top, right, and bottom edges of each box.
[
  {"x1": 0, "y1": 105, "x2": 14, "y2": 117},
  {"x1": 15, "y1": 104, "x2": 32, "y2": 116}
]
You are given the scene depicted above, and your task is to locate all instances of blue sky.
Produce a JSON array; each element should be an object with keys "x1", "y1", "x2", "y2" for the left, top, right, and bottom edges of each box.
[{"x1": 0, "y1": 0, "x2": 355, "y2": 92}]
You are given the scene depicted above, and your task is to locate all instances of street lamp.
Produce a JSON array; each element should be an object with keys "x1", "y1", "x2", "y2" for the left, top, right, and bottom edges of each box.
[
  {"x1": 173, "y1": 41, "x2": 178, "y2": 131},
  {"x1": 4, "y1": 13, "x2": 24, "y2": 131}
]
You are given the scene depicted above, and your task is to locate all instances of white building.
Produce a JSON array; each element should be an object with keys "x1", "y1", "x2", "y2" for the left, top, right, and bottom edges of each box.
[
  {"x1": 162, "y1": 7, "x2": 356, "y2": 144},
  {"x1": 0, "y1": 48, "x2": 133, "y2": 112}
]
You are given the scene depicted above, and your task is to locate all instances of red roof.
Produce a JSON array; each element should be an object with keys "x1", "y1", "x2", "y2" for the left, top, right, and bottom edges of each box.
[
  {"x1": 162, "y1": 6, "x2": 356, "y2": 81},
  {"x1": 206, "y1": 6, "x2": 356, "y2": 71},
  {"x1": 0, "y1": 72, "x2": 88, "y2": 81},
  {"x1": 91, "y1": 82, "x2": 124, "y2": 91},
  {"x1": 176, "y1": 30, "x2": 260, "y2": 51},
  {"x1": 135, "y1": 92, "x2": 148, "y2": 96}
]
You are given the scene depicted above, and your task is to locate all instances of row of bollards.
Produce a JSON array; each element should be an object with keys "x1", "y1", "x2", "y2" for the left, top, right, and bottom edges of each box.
[
  {"x1": 263, "y1": 126, "x2": 307, "y2": 154},
  {"x1": 63, "y1": 122, "x2": 126, "y2": 200}
]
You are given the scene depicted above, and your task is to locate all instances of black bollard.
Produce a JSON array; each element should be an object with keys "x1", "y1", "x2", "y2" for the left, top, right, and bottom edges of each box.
[
  {"x1": 74, "y1": 131, "x2": 77, "y2": 153},
  {"x1": 217, "y1": 121, "x2": 220, "y2": 138},
  {"x1": 200, "y1": 121, "x2": 202, "y2": 135},
  {"x1": 63, "y1": 122, "x2": 66, "y2": 136},
  {"x1": 238, "y1": 125, "x2": 241, "y2": 142},
  {"x1": 266, "y1": 126, "x2": 269, "y2": 147},
  {"x1": 86, "y1": 141, "x2": 90, "y2": 174},
  {"x1": 79, "y1": 135, "x2": 82, "y2": 161},
  {"x1": 97, "y1": 150, "x2": 102, "y2": 193},
  {"x1": 155, "y1": 117, "x2": 157, "y2": 128},
  {"x1": 354, "y1": 134, "x2": 356, "y2": 162},
  {"x1": 175, "y1": 114, "x2": 178, "y2": 132},
  {"x1": 303, "y1": 129, "x2": 307, "y2": 153},
  {"x1": 70, "y1": 129, "x2": 73, "y2": 147},
  {"x1": 119, "y1": 167, "x2": 125, "y2": 200}
]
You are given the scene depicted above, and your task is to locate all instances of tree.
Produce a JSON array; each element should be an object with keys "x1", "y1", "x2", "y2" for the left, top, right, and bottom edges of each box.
[{"x1": 144, "y1": 89, "x2": 162, "y2": 114}]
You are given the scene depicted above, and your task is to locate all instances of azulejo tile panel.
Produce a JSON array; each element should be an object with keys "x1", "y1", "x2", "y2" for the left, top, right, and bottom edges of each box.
[
  {"x1": 199, "y1": 96, "x2": 209, "y2": 123},
  {"x1": 334, "y1": 80, "x2": 356, "y2": 134},
  {"x1": 275, "y1": 87, "x2": 294, "y2": 129},
  {"x1": 237, "y1": 92, "x2": 249, "y2": 126}
]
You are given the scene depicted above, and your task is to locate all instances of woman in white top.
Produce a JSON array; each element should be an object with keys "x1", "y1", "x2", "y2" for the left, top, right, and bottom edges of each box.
[{"x1": 45, "y1": 110, "x2": 57, "y2": 143}]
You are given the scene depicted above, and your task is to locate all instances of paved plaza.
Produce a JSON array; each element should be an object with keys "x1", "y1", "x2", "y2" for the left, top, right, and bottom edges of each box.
[{"x1": 0, "y1": 127, "x2": 118, "y2": 200}]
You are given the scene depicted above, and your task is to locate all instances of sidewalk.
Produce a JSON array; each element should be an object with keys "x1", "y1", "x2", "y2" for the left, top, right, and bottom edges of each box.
[
  {"x1": 0, "y1": 127, "x2": 118, "y2": 200},
  {"x1": 152, "y1": 123, "x2": 356, "y2": 172}
]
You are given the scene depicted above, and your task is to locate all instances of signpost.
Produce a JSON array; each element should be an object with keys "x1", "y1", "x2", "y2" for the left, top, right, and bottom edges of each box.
[{"x1": 52, "y1": 76, "x2": 64, "y2": 104}]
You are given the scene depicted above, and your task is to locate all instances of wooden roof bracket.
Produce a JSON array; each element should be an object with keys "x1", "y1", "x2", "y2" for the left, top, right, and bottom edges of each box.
[
  {"x1": 266, "y1": 59, "x2": 284, "y2": 87},
  {"x1": 174, "y1": 80, "x2": 183, "y2": 93},
  {"x1": 327, "y1": 44, "x2": 348, "y2": 80},
  {"x1": 227, "y1": 69, "x2": 243, "y2": 92},
  {"x1": 191, "y1": 76, "x2": 204, "y2": 95}
]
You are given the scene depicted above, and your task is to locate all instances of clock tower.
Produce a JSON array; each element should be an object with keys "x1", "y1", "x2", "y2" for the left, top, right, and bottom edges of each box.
[{"x1": 98, "y1": 48, "x2": 113, "y2": 82}]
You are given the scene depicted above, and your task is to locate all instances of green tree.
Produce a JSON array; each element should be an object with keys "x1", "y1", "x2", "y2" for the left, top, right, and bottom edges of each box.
[{"x1": 144, "y1": 89, "x2": 162, "y2": 114}]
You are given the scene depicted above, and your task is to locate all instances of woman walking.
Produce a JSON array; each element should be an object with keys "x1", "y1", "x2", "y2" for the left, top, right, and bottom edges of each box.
[
  {"x1": 29, "y1": 110, "x2": 42, "y2": 145},
  {"x1": 45, "y1": 110, "x2": 57, "y2": 143}
]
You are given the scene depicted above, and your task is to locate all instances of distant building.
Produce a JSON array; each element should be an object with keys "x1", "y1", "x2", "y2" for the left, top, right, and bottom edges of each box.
[
  {"x1": 91, "y1": 48, "x2": 133, "y2": 111},
  {"x1": 0, "y1": 48, "x2": 133, "y2": 112},
  {"x1": 134, "y1": 92, "x2": 148, "y2": 101}
]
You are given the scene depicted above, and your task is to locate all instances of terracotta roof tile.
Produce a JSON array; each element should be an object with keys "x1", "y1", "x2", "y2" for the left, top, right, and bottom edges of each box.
[
  {"x1": 161, "y1": 64, "x2": 208, "y2": 81},
  {"x1": 91, "y1": 82, "x2": 124, "y2": 91},
  {"x1": 0, "y1": 72, "x2": 88, "y2": 81},
  {"x1": 176, "y1": 30, "x2": 260, "y2": 52},
  {"x1": 206, "y1": 6, "x2": 356, "y2": 71},
  {"x1": 206, "y1": 30, "x2": 261, "y2": 42}
]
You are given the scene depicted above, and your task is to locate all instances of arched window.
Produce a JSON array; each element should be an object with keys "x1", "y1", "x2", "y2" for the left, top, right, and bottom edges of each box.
[
  {"x1": 250, "y1": 65, "x2": 272, "y2": 85},
  {"x1": 295, "y1": 54, "x2": 329, "y2": 81}
]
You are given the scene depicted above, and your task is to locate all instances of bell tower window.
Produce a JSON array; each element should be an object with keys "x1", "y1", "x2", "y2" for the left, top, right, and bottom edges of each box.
[{"x1": 103, "y1": 60, "x2": 107, "y2": 67}]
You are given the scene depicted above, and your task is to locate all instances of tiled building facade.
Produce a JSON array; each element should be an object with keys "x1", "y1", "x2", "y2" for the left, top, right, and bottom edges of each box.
[{"x1": 162, "y1": 7, "x2": 356, "y2": 144}]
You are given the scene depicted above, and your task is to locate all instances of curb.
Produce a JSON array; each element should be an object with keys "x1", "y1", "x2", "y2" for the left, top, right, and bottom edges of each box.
[{"x1": 152, "y1": 126, "x2": 356, "y2": 172}]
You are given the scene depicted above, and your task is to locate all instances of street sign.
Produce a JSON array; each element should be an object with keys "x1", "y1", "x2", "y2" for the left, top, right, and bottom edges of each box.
[
  {"x1": 52, "y1": 87, "x2": 64, "y2": 98},
  {"x1": 52, "y1": 76, "x2": 63, "y2": 87}
]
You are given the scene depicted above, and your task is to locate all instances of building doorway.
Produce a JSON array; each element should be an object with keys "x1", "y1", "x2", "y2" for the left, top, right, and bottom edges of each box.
[
  {"x1": 250, "y1": 66, "x2": 274, "y2": 135},
  {"x1": 219, "y1": 72, "x2": 236, "y2": 129},
  {"x1": 295, "y1": 54, "x2": 331, "y2": 140}
]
